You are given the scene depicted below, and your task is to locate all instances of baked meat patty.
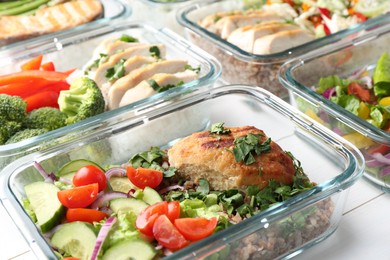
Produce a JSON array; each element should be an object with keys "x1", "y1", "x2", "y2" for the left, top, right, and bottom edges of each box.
[{"x1": 168, "y1": 126, "x2": 295, "y2": 190}]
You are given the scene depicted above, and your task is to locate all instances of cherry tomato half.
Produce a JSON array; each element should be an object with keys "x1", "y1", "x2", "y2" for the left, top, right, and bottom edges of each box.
[
  {"x1": 57, "y1": 183, "x2": 99, "y2": 208},
  {"x1": 167, "y1": 201, "x2": 181, "y2": 222},
  {"x1": 73, "y1": 165, "x2": 107, "y2": 192},
  {"x1": 347, "y1": 82, "x2": 375, "y2": 103},
  {"x1": 174, "y1": 217, "x2": 218, "y2": 241},
  {"x1": 127, "y1": 166, "x2": 163, "y2": 189},
  {"x1": 153, "y1": 215, "x2": 189, "y2": 250},
  {"x1": 136, "y1": 201, "x2": 168, "y2": 236},
  {"x1": 66, "y1": 208, "x2": 108, "y2": 223}
]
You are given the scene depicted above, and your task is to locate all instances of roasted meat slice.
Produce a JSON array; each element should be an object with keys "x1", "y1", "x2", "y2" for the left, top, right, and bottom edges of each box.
[{"x1": 168, "y1": 126, "x2": 295, "y2": 190}]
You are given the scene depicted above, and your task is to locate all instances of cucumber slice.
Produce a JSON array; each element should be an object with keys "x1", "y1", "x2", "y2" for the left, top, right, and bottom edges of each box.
[
  {"x1": 56, "y1": 159, "x2": 104, "y2": 177},
  {"x1": 51, "y1": 221, "x2": 97, "y2": 260},
  {"x1": 110, "y1": 198, "x2": 149, "y2": 215},
  {"x1": 24, "y1": 182, "x2": 65, "y2": 233},
  {"x1": 109, "y1": 176, "x2": 137, "y2": 193},
  {"x1": 142, "y1": 186, "x2": 163, "y2": 205},
  {"x1": 102, "y1": 239, "x2": 156, "y2": 260},
  {"x1": 354, "y1": 0, "x2": 390, "y2": 18}
]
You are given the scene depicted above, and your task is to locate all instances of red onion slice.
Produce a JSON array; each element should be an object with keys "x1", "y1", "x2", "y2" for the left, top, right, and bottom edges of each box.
[
  {"x1": 105, "y1": 167, "x2": 127, "y2": 180},
  {"x1": 91, "y1": 216, "x2": 117, "y2": 260},
  {"x1": 158, "y1": 185, "x2": 185, "y2": 195},
  {"x1": 371, "y1": 153, "x2": 390, "y2": 165},
  {"x1": 379, "y1": 166, "x2": 390, "y2": 177},
  {"x1": 347, "y1": 65, "x2": 368, "y2": 80},
  {"x1": 90, "y1": 191, "x2": 129, "y2": 210},
  {"x1": 33, "y1": 161, "x2": 57, "y2": 183}
]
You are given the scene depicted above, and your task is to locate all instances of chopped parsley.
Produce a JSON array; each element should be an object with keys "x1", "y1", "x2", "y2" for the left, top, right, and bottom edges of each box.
[
  {"x1": 119, "y1": 34, "x2": 139, "y2": 43},
  {"x1": 84, "y1": 53, "x2": 108, "y2": 74},
  {"x1": 210, "y1": 122, "x2": 231, "y2": 135},
  {"x1": 147, "y1": 79, "x2": 181, "y2": 93},
  {"x1": 105, "y1": 59, "x2": 126, "y2": 81},
  {"x1": 149, "y1": 46, "x2": 161, "y2": 59},
  {"x1": 129, "y1": 146, "x2": 176, "y2": 178},
  {"x1": 184, "y1": 64, "x2": 201, "y2": 73},
  {"x1": 232, "y1": 133, "x2": 271, "y2": 165}
]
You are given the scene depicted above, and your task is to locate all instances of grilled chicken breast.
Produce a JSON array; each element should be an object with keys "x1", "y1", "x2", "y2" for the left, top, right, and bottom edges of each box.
[
  {"x1": 168, "y1": 126, "x2": 295, "y2": 190},
  {"x1": 0, "y1": 0, "x2": 103, "y2": 46},
  {"x1": 119, "y1": 70, "x2": 198, "y2": 107}
]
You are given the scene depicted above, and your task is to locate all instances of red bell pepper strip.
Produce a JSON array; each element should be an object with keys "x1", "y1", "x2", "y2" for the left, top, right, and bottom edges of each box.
[
  {"x1": 0, "y1": 79, "x2": 69, "y2": 98},
  {"x1": 318, "y1": 7, "x2": 331, "y2": 19},
  {"x1": 41, "y1": 61, "x2": 55, "y2": 71},
  {"x1": 24, "y1": 90, "x2": 60, "y2": 112},
  {"x1": 21, "y1": 55, "x2": 43, "y2": 71},
  {"x1": 0, "y1": 70, "x2": 69, "y2": 86},
  {"x1": 62, "y1": 68, "x2": 76, "y2": 76}
]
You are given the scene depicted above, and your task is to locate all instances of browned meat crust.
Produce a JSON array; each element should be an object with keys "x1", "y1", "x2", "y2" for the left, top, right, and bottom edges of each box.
[{"x1": 168, "y1": 126, "x2": 295, "y2": 190}]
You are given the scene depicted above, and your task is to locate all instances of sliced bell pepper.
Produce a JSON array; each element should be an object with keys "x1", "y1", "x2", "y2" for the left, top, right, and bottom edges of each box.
[
  {"x1": 24, "y1": 90, "x2": 60, "y2": 112},
  {"x1": 0, "y1": 70, "x2": 69, "y2": 86},
  {"x1": 41, "y1": 61, "x2": 55, "y2": 71},
  {"x1": 21, "y1": 55, "x2": 43, "y2": 71}
]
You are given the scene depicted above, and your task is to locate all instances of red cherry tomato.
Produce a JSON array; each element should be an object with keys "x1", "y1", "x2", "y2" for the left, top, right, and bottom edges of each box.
[
  {"x1": 126, "y1": 166, "x2": 163, "y2": 189},
  {"x1": 66, "y1": 208, "x2": 108, "y2": 223},
  {"x1": 347, "y1": 82, "x2": 375, "y2": 103},
  {"x1": 57, "y1": 183, "x2": 99, "y2": 208},
  {"x1": 167, "y1": 201, "x2": 181, "y2": 222},
  {"x1": 73, "y1": 165, "x2": 107, "y2": 192},
  {"x1": 367, "y1": 144, "x2": 390, "y2": 155},
  {"x1": 136, "y1": 201, "x2": 168, "y2": 236},
  {"x1": 153, "y1": 215, "x2": 189, "y2": 250},
  {"x1": 174, "y1": 217, "x2": 218, "y2": 241}
]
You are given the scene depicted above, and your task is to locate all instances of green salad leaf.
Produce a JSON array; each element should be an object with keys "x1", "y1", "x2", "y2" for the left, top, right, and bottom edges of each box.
[{"x1": 232, "y1": 133, "x2": 271, "y2": 165}]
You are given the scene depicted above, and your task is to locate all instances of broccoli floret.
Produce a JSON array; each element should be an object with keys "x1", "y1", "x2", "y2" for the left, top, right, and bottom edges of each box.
[
  {"x1": 0, "y1": 94, "x2": 27, "y2": 122},
  {"x1": 5, "y1": 128, "x2": 48, "y2": 144},
  {"x1": 25, "y1": 107, "x2": 67, "y2": 131},
  {"x1": 58, "y1": 77, "x2": 105, "y2": 125},
  {"x1": 0, "y1": 120, "x2": 23, "y2": 144}
]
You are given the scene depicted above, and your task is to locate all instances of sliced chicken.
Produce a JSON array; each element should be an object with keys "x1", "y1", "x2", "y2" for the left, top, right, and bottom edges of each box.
[
  {"x1": 119, "y1": 70, "x2": 198, "y2": 107},
  {"x1": 94, "y1": 55, "x2": 156, "y2": 88},
  {"x1": 227, "y1": 22, "x2": 299, "y2": 53},
  {"x1": 0, "y1": 0, "x2": 103, "y2": 46},
  {"x1": 215, "y1": 12, "x2": 285, "y2": 39},
  {"x1": 108, "y1": 60, "x2": 188, "y2": 109},
  {"x1": 104, "y1": 41, "x2": 144, "y2": 56},
  {"x1": 252, "y1": 29, "x2": 315, "y2": 55},
  {"x1": 97, "y1": 56, "x2": 157, "y2": 102}
]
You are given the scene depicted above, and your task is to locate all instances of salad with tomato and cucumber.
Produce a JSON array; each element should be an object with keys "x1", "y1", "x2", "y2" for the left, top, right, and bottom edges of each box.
[
  {"x1": 23, "y1": 123, "x2": 318, "y2": 260},
  {"x1": 312, "y1": 52, "x2": 390, "y2": 183}
]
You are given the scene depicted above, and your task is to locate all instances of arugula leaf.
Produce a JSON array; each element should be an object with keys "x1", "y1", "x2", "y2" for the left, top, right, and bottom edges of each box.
[
  {"x1": 232, "y1": 133, "x2": 271, "y2": 165},
  {"x1": 119, "y1": 34, "x2": 139, "y2": 43},
  {"x1": 149, "y1": 46, "x2": 161, "y2": 59},
  {"x1": 210, "y1": 122, "x2": 231, "y2": 135},
  {"x1": 105, "y1": 59, "x2": 126, "y2": 81}
]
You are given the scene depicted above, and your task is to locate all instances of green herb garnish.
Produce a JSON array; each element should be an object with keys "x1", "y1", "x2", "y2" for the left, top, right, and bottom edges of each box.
[
  {"x1": 119, "y1": 34, "x2": 139, "y2": 43},
  {"x1": 149, "y1": 46, "x2": 161, "y2": 59},
  {"x1": 147, "y1": 79, "x2": 181, "y2": 93},
  {"x1": 210, "y1": 122, "x2": 231, "y2": 135},
  {"x1": 84, "y1": 53, "x2": 108, "y2": 74},
  {"x1": 105, "y1": 58, "x2": 126, "y2": 81},
  {"x1": 185, "y1": 64, "x2": 201, "y2": 73},
  {"x1": 232, "y1": 133, "x2": 271, "y2": 165}
]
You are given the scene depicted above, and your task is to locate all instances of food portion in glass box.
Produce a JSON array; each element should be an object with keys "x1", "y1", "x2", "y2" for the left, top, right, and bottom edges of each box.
[
  {"x1": 0, "y1": 34, "x2": 200, "y2": 145},
  {"x1": 0, "y1": 0, "x2": 104, "y2": 46},
  {"x1": 199, "y1": 0, "x2": 389, "y2": 54},
  {"x1": 305, "y1": 52, "x2": 390, "y2": 183},
  {"x1": 23, "y1": 123, "x2": 333, "y2": 260}
]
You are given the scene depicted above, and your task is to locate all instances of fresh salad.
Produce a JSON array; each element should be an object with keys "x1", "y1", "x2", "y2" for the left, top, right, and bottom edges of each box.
[
  {"x1": 243, "y1": 0, "x2": 390, "y2": 37},
  {"x1": 23, "y1": 123, "x2": 317, "y2": 260},
  {"x1": 313, "y1": 52, "x2": 390, "y2": 182}
]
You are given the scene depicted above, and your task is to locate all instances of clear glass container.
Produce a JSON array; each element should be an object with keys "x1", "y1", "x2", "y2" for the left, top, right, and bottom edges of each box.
[
  {"x1": 177, "y1": 0, "x2": 390, "y2": 98},
  {"x1": 279, "y1": 20, "x2": 390, "y2": 191},
  {"x1": 0, "y1": 0, "x2": 132, "y2": 50},
  {"x1": 0, "y1": 84, "x2": 364, "y2": 259},
  {"x1": 0, "y1": 21, "x2": 221, "y2": 170}
]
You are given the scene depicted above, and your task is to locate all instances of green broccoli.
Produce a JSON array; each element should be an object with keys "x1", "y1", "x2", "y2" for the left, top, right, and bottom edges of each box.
[
  {"x1": 25, "y1": 107, "x2": 67, "y2": 131},
  {"x1": 0, "y1": 94, "x2": 27, "y2": 122},
  {"x1": 58, "y1": 77, "x2": 105, "y2": 125},
  {"x1": 0, "y1": 120, "x2": 23, "y2": 144},
  {"x1": 5, "y1": 128, "x2": 48, "y2": 144}
]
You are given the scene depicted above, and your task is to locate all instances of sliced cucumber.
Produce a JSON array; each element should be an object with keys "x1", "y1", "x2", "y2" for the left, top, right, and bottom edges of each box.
[
  {"x1": 102, "y1": 239, "x2": 156, "y2": 260},
  {"x1": 142, "y1": 186, "x2": 163, "y2": 205},
  {"x1": 24, "y1": 182, "x2": 65, "y2": 233},
  {"x1": 110, "y1": 198, "x2": 148, "y2": 215},
  {"x1": 109, "y1": 176, "x2": 137, "y2": 193},
  {"x1": 61, "y1": 172, "x2": 76, "y2": 181},
  {"x1": 354, "y1": 0, "x2": 390, "y2": 18},
  {"x1": 51, "y1": 221, "x2": 97, "y2": 260},
  {"x1": 56, "y1": 159, "x2": 104, "y2": 177}
]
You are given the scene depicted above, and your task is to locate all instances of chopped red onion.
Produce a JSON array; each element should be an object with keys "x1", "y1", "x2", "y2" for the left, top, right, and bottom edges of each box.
[
  {"x1": 158, "y1": 185, "x2": 185, "y2": 195},
  {"x1": 90, "y1": 191, "x2": 129, "y2": 210},
  {"x1": 58, "y1": 177, "x2": 72, "y2": 185},
  {"x1": 322, "y1": 87, "x2": 336, "y2": 99},
  {"x1": 379, "y1": 166, "x2": 390, "y2": 177},
  {"x1": 105, "y1": 167, "x2": 126, "y2": 180},
  {"x1": 366, "y1": 158, "x2": 385, "y2": 168},
  {"x1": 347, "y1": 65, "x2": 368, "y2": 80},
  {"x1": 91, "y1": 216, "x2": 117, "y2": 260},
  {"x1": 371, "y1": 153, "x2": 390, "y2": 165},
  {"x1": 33, "y1": 161, "x2": 57, "y2": 183}
]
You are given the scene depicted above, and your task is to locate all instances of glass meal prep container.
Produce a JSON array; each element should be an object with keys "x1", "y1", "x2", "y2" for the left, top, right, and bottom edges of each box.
[
  {"x1": 279, "y1": 20, "x2": 390, "y2": 191},
  {"x1": 0, "y1": 0, "x2": 131, "y2": 50},
  {"x1": 0, "y1": 84, "x2": 364, "y2": 259},
  {"x1": 177, "y1": 0, "x2": 390, "y2": 99},
  {"x1": 0, "y1": 21, "x2": 221, "y2": 171}
]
